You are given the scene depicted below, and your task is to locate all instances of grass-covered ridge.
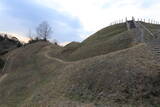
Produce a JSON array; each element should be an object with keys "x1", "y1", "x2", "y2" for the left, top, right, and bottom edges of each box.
[
  {"x1": 47, "y1": 23, "x2": 131, "y2": 61},
  {"x1": 82, "y1": 23, "x2": 127, "y2": 44},
  {"x1": 65, "y1": 23, "x2": 133, "y2": 61},
  {"x1": 141, "y1": 22, "x2": 160, "y2": 33},
  {"x1": 1, "y1": 42, "x2": 159, "y2": 106},
  {"x1": 1, "y1": 22, "x2": 160, "y2": 106},
  {"x1": 61, "y1": 44, "x2": 160, "y2": 105}
]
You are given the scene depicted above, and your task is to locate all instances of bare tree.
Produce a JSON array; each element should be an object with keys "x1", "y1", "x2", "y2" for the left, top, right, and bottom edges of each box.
[{"x1": 36, "y1": 21, "x2": 52, "y2": 41}]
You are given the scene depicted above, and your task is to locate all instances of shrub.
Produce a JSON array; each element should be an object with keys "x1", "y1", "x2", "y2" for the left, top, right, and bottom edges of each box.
[{"x1": 0, "y1": 59, "x2": 4, "y2": 69}]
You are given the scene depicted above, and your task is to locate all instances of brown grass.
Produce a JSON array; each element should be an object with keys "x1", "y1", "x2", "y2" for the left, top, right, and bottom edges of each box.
[{"x1": 1, "y1": 22, "x2": 160, "y2": 107}]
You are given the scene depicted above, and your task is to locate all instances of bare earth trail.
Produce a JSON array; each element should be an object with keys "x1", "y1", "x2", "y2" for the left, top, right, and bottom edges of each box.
[
  {"x1": 45, "y1": 51, "x2": 68, "y2": 64},
  {"x1": 0, "y1": 45, "x2": 70, "y2": 84},
  {"x1": 0, "y1": 74, "x2": 8, "y2": 83},
  {"x1": 44, "y1": 46, "x2": 73, "y2": 64}
]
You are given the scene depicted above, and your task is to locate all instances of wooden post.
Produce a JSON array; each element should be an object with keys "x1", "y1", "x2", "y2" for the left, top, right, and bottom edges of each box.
[
  {"x1": 125, "y1": 17, "x2": 127, "y2": 22},
  {"x1": 132, "y1": 16, "x2": 135, "y2": 21}
]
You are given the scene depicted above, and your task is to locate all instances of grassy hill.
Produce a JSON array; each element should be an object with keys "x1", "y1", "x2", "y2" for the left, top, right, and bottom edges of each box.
[
  {"x1": 61, "y1": 22, "x2": 160, "y2": 61},
  {"x1": 142, "y1": 22, "x2": 160, "y2": 33},
  {"x1": 52, "y1": 23, "x2": 134, "y2": 61},
  {"x1": 65, "y1": 23, "x2": 131, "y2": 61},
  {"x1": 0, "y1": 22, "x2": 160, "y2": 107},
  {"x1": 60, "y1": 42, "x2": 80, "y2": 59},
  {"x1": 0, "y1": 42, "x2": 159, "y2": 107}
]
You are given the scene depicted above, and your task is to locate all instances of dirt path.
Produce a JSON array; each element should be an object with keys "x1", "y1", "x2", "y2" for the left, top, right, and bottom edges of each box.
[
  {"x1": 44, "y1": 46, "x2": 71, "y2": 64},
  {"x1": 0, "y1": 74, "x2": 8, "y2": 83},
  {"x1": 45, "y1": 51, "x2": 69, "y2": 64}
]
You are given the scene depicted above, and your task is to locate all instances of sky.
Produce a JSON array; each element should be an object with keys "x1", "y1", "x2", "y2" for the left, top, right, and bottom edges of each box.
[{"x1": 0, "y1": 0, "x2": 160, "y2": 44}]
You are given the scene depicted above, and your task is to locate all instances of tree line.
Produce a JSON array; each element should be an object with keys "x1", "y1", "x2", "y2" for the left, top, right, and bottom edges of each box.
[
  {"x1": 0, "y1": 21, "x2": 56, "y2": 46},
  {"x1": 0, "y1": 34, "x2": 22, "y2": 47}
]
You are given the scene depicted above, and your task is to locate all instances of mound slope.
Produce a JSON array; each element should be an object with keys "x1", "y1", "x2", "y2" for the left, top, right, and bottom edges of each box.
[
  {"x1": 1, "y1": 22, "x2": 160, "y2": 106},
  {"x1": 0, "y1": 41, "x2": 159, "y2": 106}
]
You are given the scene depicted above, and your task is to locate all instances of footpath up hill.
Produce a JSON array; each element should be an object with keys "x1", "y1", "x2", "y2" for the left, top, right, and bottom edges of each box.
[{"x1": 1, "y1": 41, "x2": 160, "y2": 107}]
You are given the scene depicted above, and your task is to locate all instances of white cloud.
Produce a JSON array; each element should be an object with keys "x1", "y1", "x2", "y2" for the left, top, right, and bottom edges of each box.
[
  {"x1": 2, "y1": 0, "x2": 160, "y2": 41},
  {"x1": 34, "y1": 0, "x2": 160, "y2": 40}
]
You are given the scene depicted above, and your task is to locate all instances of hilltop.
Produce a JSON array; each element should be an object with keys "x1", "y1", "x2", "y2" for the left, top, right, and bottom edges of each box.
[{"x1": 0, "y1": 20, "x2": 160, "y2": 107}]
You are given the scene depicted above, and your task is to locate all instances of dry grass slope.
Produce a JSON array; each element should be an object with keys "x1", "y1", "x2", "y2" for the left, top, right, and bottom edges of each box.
[
  {"x1": 0, "y1": 22, "x2": 160, "y2": 107},
  {"x1": 56, "y1": 43, "x2": 160, "y2": 106},
  {"x1": 141, "y1": 22, "x2": 160, "y2": 33},
  {"x1": 0, "y1": 41, "x2": 160, "y2": 106}
]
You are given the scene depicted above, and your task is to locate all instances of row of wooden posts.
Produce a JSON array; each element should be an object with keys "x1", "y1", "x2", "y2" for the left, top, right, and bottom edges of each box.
[{"x1": 110, "y1": 17, "x2": 160, "y2": 25}]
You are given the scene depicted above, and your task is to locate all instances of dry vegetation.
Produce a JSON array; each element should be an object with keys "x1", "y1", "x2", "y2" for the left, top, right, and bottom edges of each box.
[
  {"x1": 0, "y1": 23, "x2": 160, "y2": 107},
  {"x1": 142, "y1": 22, "x2": 160, "y2": 33}
]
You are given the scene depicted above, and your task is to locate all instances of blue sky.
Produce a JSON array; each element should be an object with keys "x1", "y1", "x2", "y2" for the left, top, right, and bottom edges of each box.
[
  {"x1": 0, "y1": 0, "x2": 85, "y2": 43},
  {"x1": 0, "y1": 0, "x2": 160, "y2": 44}
]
